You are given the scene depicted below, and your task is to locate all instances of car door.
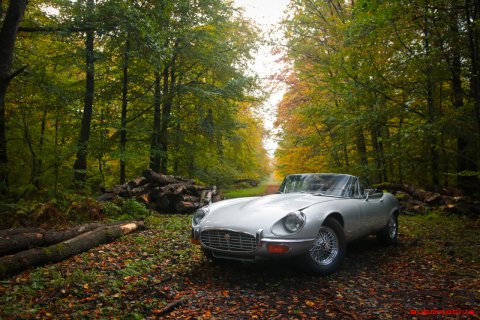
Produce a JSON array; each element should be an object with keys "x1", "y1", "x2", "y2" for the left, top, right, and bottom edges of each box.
[
  {"x1": 360, "y1": 187, "x2": 388, "y2": 234},
  {"x1": 339, "y1": 177, "x2": 367, "y2": 240}
]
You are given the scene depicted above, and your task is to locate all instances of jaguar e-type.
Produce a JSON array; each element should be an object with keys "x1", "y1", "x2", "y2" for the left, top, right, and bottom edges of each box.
[{"x1": 191, "y1": 173, "x2": 400, "y2": 274}]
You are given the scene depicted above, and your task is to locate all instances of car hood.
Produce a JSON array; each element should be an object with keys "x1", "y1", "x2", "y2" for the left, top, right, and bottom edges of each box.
[{"x1": 200, "y1": 193, "x2": 337, "y2": 234}]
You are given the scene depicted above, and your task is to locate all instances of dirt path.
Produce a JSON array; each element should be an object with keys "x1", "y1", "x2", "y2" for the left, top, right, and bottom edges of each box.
[{"x1": 263, "y1": 184, "x2": 280, "y2": 195}]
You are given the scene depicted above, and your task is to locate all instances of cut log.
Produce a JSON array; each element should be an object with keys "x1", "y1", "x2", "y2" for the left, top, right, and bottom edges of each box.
[
  {"x1": 0, "y1": 221, "x2": 144, "y2": 279},
  {"x1": 143, "y1": 170, "x2": 179, "y2": 185},
  {"x1": 0, "y1": 222, "x2": 105, "y2": 256},
  {"x1": 176, "y1": 201, "x2": 200, "y2": 213}
]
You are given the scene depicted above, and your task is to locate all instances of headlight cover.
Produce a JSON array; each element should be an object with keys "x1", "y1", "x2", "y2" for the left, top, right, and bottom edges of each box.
[
  {"x1": 283, "y1": 211, "x2": 306, "y2": 233},
  {"x1": 192, "y1": 207, "x2": 209, "y2": 226}
]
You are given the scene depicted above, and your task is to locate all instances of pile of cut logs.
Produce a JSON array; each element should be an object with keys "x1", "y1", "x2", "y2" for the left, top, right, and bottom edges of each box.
[
  {"x1": 377, "y1": 183, "x2": 480, "y2": 216},
  {"x1": 98, "y1": 169, "x2": 221, "y2": 213}
]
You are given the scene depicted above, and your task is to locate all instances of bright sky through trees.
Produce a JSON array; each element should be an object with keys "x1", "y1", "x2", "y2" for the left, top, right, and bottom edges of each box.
[{"x1": 234, "y1": 0, "x2": 290, "y2": 157}]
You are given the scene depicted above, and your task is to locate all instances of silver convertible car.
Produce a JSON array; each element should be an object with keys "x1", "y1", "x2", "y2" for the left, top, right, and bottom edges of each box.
[{"x1": 191, "y1": 173, "x2": 400, "y2": 274}]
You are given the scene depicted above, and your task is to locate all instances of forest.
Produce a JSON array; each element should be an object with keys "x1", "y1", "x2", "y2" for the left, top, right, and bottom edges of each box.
[
  {"x1": 0, "y1": 0, "x2": 269, "y2": 204},
  {"x1": 276, "y1": 0, "x2": 480, "y2": 192},
  {"x1": 1, "y1": 1, "x2": 479, "y2": 318},
  {"x1": 1, "y1": 0, "x2": 480, "y2": 218}
]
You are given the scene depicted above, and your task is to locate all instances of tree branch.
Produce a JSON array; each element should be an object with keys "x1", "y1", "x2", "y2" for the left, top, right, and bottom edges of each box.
[{"x1": 6, "y1": 64, "x2": 28, "y2": 83}]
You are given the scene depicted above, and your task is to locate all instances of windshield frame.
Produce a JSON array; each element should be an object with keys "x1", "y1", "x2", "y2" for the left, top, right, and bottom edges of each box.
[{"x1": 278, "y1": 173, "x2": 361, "y2": 198}]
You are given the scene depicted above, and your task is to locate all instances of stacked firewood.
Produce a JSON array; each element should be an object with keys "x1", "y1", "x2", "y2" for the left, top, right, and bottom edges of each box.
[
  {"x1": 98, "y1": 169, "x2": 221, "y2": 213},
  {"x1": 377, "y1": 183, "x2": 480, "y2": 216}
]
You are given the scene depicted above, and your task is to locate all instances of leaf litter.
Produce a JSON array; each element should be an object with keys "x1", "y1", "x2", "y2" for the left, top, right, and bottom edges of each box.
[{"x1": 0, "y1": 214, "x2": 479, "y2": 319}]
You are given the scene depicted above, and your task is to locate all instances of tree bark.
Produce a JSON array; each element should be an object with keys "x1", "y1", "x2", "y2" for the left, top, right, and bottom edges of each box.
[
  {"x1": 150, "y1": 70, "x2": 162, "y2": 172},
  {"x1": 0, "y1": 223, "x2": 106, "y2": 256},
  {"x1": 160, "y1": 65, "x2": 172, "y2": 174},
  {"x1": 423, "y1": 8, "x2": 440, "y2": 186},
  {"x1": 120, "y1": 36, "x2": 130, "y2": 184},
  {"x1": 73, "y1": 0, "x2": 95, "y2": 184},
  {"x1": 465, "y1": 0, "x2": 480, "y2": 129},
  {"x1": 0, "y1": 0, "x2": 29, "y2": 194},
  {"x1": 355, "y1": 127, "x2": 368, "y2": 167},
  {"x1": 159, "y1": 40, "x2": 179, "y2": 174},
  {"x1": 0, "y1": 221, "x2": 144, "y2": 279}
]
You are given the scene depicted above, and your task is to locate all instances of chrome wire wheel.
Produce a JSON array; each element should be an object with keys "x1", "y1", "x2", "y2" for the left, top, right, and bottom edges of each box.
[
  {"x1": 388, "y1": 215, "x2": 397, "y2": 239},
  {"x1": 309, "y1": 226, "x2": 339, "y2": 266}
]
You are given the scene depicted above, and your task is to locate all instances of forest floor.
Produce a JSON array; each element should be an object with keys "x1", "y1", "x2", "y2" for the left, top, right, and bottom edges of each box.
[{"x1": 0, "y1": 213, "x2": 479, "y2": 319}]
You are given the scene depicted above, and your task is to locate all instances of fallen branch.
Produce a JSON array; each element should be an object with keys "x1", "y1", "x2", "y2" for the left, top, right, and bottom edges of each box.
[
  {"x1": 157, "y1": 299, "x2": 184, "y2": 316},
  {"x1": 0, "y1": 222, "x2": 106, "y2": 256},
  {"x1": 0, "y1": 221, "x2": 144, "y2": 279}
]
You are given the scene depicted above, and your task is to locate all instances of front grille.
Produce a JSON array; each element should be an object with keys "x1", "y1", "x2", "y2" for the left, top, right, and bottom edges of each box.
[{"x1": 200, "y1": 230, "x2": 256, "y2": 252}]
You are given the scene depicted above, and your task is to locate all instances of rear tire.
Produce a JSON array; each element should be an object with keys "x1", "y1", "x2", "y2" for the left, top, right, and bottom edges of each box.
[
  {"x1": 377, "y1": 213, "x2": 398, "y2": 245},
  {"x1": 299, "y1": 218, "x2": 346, "y2": 275}
]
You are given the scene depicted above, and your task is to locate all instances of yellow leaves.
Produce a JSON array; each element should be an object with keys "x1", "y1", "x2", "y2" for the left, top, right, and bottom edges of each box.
[
  {"x1": 193, "y1": 24, "x2": 216, "y2": 32},
  {"x1": 305, "y1": 300, "x2": 315, "y2": 307}
]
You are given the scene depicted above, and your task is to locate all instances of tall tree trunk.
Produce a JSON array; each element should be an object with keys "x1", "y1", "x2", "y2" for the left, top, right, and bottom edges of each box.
[
  {"x1": 450, "y1": 13, "x2": 477, "y2": 190},
  {"x1": 150, "y1": 70, "x2": 162, "y2": 172},
  {"x1": 120, "y1": 37, "x2": 130, "y2": 184},
  {"x1": 73, "y1": 1, "x2": 95, "y2": 184},
  {"x1": 355, "y1": 128, "x2": 368, "y2": 168},
  {"x1": 35, "y1": 106, "x2": 48, "y2": 189},
  {"x1": 424, "y1": 10, "x2": 440, "y2": 186},
  {"x1": 54, "y1": 111, "x2": 60, "y2": 197},
  {"x1": 97, "y1": 108, "x2": 105, "y2": 185},
  {"x1": 464, "y1": 0, "x2": 480, "y2": 191},
  {"x1": 21, "y1": 112, "x2": 37, "y2": 186},
  {"x1": 465, "y1": 0, "x2": 480, "y2": 129},
  {"x1": 370, "y1": 127, "x2": 387, "y2": 183},
  {"x1": 160, "y1": 63, "x2": 176, "y2": 174},
  {"x1": 0, "y1": 0, "x2": 29, "y2": 194}
]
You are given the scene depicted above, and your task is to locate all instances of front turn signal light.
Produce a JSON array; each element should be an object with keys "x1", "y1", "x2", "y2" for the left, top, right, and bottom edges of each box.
[{"x1": 267, "y1": 243, "x2": 289, "y2": 254}]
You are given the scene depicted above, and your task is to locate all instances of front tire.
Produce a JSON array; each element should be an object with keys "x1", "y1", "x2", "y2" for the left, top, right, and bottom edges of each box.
[
  {"x1": 299, "y1": 218, "x2": 346, "y2": 275},
  {"x1": 377, "y1": 213, "x2": 398, "y2": 245}
]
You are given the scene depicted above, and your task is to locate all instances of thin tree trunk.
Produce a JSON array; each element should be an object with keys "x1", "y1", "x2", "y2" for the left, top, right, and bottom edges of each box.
[
  {"x1": 98, "y1": 108, "x2": 105, "y2": 185},
  {"x1": 424, "y1": 9, "x2": 440, "y2": 186},
  {"x1": 21, "y1": 112, "x2": 37, "y2": 185},
  {"x1": 355, "y1": 128, "x2": 368, "y2": 168},
  {"x1": 0, "y1": 0, "x2": 29, "y2": 193},
  {"x1": 120, "y1": 37, "x2": 130, "y2": 184},
  {"x1": 36, "y1": 106, "x2": 48, "y2": 189},
  {"x1": 73, "y1": 0, "x2": 95, "y2": 184},
  {"x1": 160, "y1": 63, "x2": 175, "y2": 174},
  {"x1": 54, "y1": 111, "x2": 60, "y2": 197},
  {"x1": 150, "y1": 70, "x2": 162, "y2": 172},
  {"x1": 160, "y1": 66, "x2": 171, "y2": 174}
]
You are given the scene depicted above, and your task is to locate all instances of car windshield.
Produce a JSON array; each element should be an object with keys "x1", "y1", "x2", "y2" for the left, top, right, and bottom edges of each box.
[{"x1": 278, "y1": 173, "x2": 353, "y2": 197}]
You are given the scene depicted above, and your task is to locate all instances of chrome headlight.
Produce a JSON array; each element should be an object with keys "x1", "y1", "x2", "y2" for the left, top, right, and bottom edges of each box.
[
  {"x1": 284, "y1": 211, "x2": 305, "y2": 233},
  {"x1": 193, "y1": 207, "x2": 209, "y2": 226}
]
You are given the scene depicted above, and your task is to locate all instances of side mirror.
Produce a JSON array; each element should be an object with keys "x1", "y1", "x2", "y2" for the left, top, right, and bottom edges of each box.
[{"x1": 364, "y1": 188, "x2": 383, "y2": 200}]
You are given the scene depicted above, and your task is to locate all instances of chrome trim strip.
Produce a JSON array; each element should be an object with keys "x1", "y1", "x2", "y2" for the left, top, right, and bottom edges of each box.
[
  {"x1": 201, "y1": 228, "x2": 256, "y2": 238},
  {"x1": 262, "y1": 238, "x2": 315, "y2": 244}
]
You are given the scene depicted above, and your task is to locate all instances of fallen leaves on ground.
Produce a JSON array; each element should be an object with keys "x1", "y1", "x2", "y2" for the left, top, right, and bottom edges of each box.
[{"x1": 0, "y1": 214, "x2": 479, "y2": 319}]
